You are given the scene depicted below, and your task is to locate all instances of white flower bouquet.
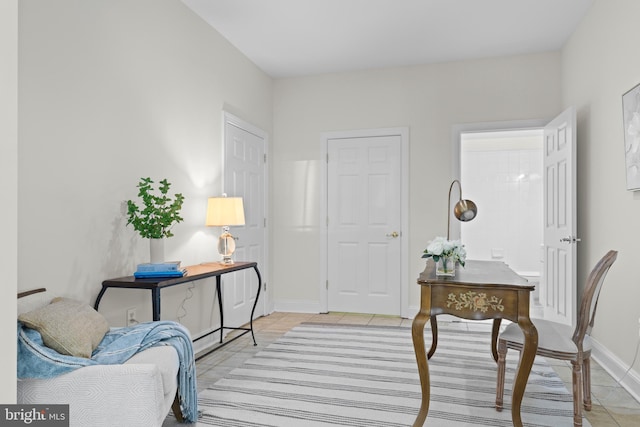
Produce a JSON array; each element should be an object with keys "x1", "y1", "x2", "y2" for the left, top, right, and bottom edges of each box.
[{"x1": 421, "y1": 236, "x2": 467, "y2": 267}]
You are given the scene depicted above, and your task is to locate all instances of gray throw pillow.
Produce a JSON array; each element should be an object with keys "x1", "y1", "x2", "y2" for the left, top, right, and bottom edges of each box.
[{"x1": 19, "y1": 297, "x2": 109, "y2": 358}]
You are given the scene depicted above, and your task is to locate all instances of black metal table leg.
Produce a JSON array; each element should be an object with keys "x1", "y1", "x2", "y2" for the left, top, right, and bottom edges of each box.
[
  {"x1": 151, "y1": 288, "x2": 161, "y2": 321},
  {"x1": 249, "y1": 266, "x2": 262, "y2": 346},
  {"x1": 94, "y1": 286, "x2": 107, "y2": 312},
  {"x1": 216, "y1": 276, "x2": 223, "y2": 343}
]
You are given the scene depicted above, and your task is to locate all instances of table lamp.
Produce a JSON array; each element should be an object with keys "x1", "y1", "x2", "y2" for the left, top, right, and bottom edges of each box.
[
  {"x1": 205, "y1": 195, "x2": 245, "y2": 264},
  {"x1": 447, "y1": 179, "x2": 477, "y2": 240}
]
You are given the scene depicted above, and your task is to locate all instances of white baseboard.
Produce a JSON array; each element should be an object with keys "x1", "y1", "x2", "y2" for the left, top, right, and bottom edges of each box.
[
  {"x1": 591, "y1": 337, "x2": 640, "y2": 403},
  {"x1": 273, "y1": 299, "x2": 324, "y2": 314}
]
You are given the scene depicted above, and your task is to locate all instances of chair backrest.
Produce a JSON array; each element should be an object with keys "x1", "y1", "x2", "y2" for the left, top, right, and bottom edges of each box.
[{"x1": 572, "y1": 250, "x2": 617, "y2": 349}]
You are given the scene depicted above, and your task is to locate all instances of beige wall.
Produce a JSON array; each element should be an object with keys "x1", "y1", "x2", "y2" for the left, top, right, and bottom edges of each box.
[
  {"x1": 272, "y1": 53, "x2": 562, "y2": 310},
  {"x1": 562, "y1": 0, "x2": 640, "y2": 382},
  {"x1": 1, "y1": 0, "x2": 18, "y2": 404},
  {"x1": 18, "y1": 0, "x2": 272, "y2": 335}
]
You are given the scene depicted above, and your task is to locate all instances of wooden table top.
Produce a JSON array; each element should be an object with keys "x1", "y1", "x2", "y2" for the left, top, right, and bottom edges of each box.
[
  {"x1": 418, "y1": 260, "x2": 533, "y2": 290},
  {"x1": 102, "y1": 261, "x2": 258, "y2": 289}
]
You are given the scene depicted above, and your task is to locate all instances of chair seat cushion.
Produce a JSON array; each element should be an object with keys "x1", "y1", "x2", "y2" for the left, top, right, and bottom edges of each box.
[{"x1": 500, "y1": 319, "x2": 591, "y2": 358}]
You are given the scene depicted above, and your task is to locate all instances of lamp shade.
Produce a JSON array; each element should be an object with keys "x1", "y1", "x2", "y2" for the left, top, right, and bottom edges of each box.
[
  {"x1": 453, "y1": 199, "x2": 478, "y2": 222},
  {"x1": 447, "y1": 180, "x2": 477, "y2": 240},
  {"x1": 205, "y1": 197, "x2": 245, "y2": 226}
]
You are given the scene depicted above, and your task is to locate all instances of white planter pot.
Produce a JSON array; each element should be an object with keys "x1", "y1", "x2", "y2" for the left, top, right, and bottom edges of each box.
[{"x1": 149, "y1": 238, "x2": 165, "y2": 263}]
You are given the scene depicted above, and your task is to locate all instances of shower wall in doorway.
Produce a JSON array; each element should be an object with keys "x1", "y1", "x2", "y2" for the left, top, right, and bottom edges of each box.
[{"x1": 460, "y1": 129, "x2": 543, "y2": 279}]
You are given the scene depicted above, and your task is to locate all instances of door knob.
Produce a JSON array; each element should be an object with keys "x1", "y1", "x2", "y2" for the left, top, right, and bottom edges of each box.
[
  {"x1": 386, "y1": 231, "x2": 399, "y2": 238},
  {"x1": 560, "y1": 236, "x2": 581, "y2": 243}
]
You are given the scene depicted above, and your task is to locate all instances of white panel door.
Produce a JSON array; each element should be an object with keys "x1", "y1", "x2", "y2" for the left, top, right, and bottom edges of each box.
[
  {"x1": 223, "y1": 114, "x2": 266, "y2": 327},
  {"x1": 327, "y1": 135, "x2": 401, "y2": 315},
  {"x1": 542, "y1": 107, "x2": 577, "y2": 327}
]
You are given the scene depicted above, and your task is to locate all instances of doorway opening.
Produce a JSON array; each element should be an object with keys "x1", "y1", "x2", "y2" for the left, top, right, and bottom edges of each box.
[{"x1": 460, "y1": 129, "x2": 544, "y2": 309}]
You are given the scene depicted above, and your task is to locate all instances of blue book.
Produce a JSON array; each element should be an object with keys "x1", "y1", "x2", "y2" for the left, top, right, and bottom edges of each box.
[
  {"x1": 136, "y1": 261, "x2": 181, "y2": 273},
  {"x1": 133, "y1": 269, "x2": 186, "y2": 279}
]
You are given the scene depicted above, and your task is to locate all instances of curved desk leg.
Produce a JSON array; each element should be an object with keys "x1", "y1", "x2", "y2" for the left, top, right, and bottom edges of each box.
[
  {"x1": 491, "y1": 318, "x2": 502, "y2": 362},
  {"x1": 427, "y1": 316, "x2": 438, "y2": 359},
  {"x1": 411, "y1": 285, "x2": 432, "y2": 427},
  {"x1": 511, "y1": 316, "x2": 538, "y2": 427},
  {"x1": 249, "y1": 266, "x2": 262, "y2": 346}
]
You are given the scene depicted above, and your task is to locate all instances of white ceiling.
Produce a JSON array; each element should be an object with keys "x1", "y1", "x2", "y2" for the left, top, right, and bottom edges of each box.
[{"x1": 181, "y1": 0, "x2": 594, "y2": 78}]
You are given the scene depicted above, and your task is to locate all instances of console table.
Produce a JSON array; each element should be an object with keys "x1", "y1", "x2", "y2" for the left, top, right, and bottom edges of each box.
[{"x1": 95, "y1": 261, "x2": 262, "y2": 359}]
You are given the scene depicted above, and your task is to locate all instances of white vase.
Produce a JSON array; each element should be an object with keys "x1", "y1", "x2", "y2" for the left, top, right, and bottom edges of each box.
[
  {"x1": 436, "y1": 256, "x2": 455, "y2": 277},
  {"x1": 149, "y1": 238, "x2": 165, "y2": 263}
]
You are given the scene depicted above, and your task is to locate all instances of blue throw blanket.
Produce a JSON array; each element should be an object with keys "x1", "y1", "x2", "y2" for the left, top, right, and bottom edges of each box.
[{"x1": 18, "y1": 320, "x2": 198, "y2": 423}]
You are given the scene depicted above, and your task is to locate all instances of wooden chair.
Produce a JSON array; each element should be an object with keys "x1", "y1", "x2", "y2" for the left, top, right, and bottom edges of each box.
[{"x1": 495, "y1": 250, "x2": 617, "y2": 427}]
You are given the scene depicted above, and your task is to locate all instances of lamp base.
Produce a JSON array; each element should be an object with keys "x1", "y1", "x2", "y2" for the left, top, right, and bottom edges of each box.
[{"x1": 217, "y1": 231, "x2": 237, "y2": 265}]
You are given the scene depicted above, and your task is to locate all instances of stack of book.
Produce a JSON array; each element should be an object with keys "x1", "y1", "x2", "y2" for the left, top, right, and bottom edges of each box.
[{"x1": 133, "y1": 261, "x2": 187, "y2": 279}]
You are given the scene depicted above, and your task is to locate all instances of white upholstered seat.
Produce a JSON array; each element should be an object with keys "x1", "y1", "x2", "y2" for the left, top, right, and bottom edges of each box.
[{"x1": 17, "y1": 289, "x2": 181, "y2": 427}]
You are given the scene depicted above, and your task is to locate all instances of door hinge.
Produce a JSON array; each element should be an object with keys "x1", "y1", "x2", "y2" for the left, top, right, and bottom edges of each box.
[
  {"x1": 326, "y1": 153, "x2": 329, "y2": 163},
  {"x1": 263, "y1": 282, "x2": 267, "y2": 291},
  {"x1": 326, "y1": 280, "x2": 329, "y2": 289},
  {"x1": 264, "y1": 153, "x2": 267, "y2": 163}
]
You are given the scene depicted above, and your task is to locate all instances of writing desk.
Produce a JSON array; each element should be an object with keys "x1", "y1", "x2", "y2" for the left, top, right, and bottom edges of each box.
[
  {"x1": 95, "y1": 261, "x2": 262, "y2": 359},
  {"x1": 412, "y1": 260, "x2": 537, "y2": 427}
]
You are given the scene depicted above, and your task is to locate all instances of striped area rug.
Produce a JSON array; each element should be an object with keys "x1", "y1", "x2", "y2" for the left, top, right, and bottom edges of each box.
[{"x1": 196, "y1": 323, "x2": 589, "y2": 426}]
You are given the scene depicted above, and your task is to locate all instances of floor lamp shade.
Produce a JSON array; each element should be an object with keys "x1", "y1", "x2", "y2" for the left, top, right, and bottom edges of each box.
[
  {"x1": 206, "y1": 196, "x2": 245, "y2": 264},
  {"x1": 447, "y1": 180, "x2": 477, "y2": 240}
]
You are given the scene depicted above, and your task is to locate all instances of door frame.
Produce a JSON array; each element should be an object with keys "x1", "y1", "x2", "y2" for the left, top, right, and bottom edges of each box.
[
  {"x1": 452, "y1": 118, "x2": 549, "y2": 183},
  {"x1": 320, "y1": 127, "x2": 409, "y2": 317},
  {"x1": 222, "y1": 111, "x2": 270, "y2": 315},
  {"x1": 453, "y1": 118, "x2": 549, "y2": 308}
]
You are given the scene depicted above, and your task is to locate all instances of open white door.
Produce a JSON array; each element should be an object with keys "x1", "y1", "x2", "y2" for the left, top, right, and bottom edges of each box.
[
  {"x1": 223, "y1": 112, "x2": 267, "y2": 328},
  {"x1": 542, "y1": 107, "x2": 578, "y2": 327}
]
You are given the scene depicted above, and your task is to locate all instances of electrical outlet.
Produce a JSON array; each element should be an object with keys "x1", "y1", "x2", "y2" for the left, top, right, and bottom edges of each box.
[{"x1": 126, "y1": 308, "x2": 138, "y2": 327}]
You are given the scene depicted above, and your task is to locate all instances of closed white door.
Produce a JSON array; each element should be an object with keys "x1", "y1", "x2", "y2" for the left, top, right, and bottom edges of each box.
[
  {"x1": 327, "y1": 135, "x2": 402, "y2": 315},
  {"x1": 542, "y1": 107, "x2": 577, "y2": 327},
  {"x1": 223, "y1": 113, "x2": 266, "y2": 327}
]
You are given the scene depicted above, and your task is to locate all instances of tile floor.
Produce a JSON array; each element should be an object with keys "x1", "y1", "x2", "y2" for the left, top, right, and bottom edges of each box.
[{"x1": 191, "y1": 312, "x2": 640, "y2": 427}]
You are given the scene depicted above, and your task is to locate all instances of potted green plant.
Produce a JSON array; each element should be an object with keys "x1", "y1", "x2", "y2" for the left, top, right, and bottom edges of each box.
[{"x1": 126, "y1": 177, "x2": 185, "y2": 262}]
